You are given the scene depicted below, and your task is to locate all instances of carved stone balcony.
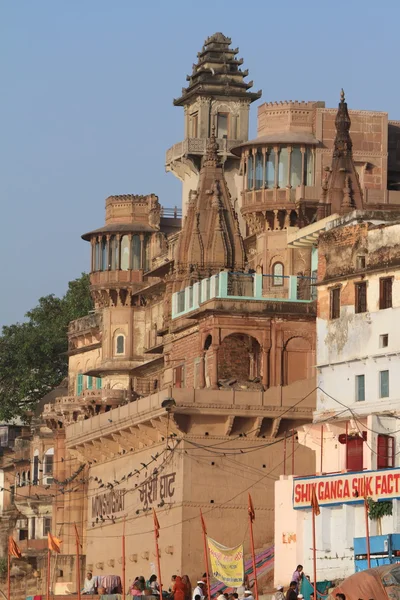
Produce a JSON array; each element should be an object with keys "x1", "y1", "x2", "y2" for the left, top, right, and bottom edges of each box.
[{"x1": 165, "y1": 137, "x2": 242, "y2": 166}]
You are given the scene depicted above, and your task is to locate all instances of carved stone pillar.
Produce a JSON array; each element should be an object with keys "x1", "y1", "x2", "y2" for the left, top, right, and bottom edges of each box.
[
  {"x1": 283, "y1": 210, "x2": 290, "y2": 229},
  {"x1": 274, "y1": 146, "x2": 279, "y2": 188},
  {"x1": 128, "y1": 233, "x2": 133, "y2": 270},
  {"x1": 261, "y1": 346, "x2": 269, "y2": 388},
  {"x1": 287, "y1": 146, "x2": 292, "y2": 188},
  {"x1": 90, "y1": 238, "x2": 95, "y2": 272},
  {"x1": 106, "y1": 235, "x2": 111, "y2": 270},
  {"x1": 210, "y1": 346, "x2": 219, "y2": 389},
  {"x1": 116, "y1": 234, "x2": 121, "y2": 270},
  {"x1": 140, "y1": 234, "x2": 145, "y2": 270},
  {"x1": 198, "y1": 352, "x2": 206, "y2": 389},
  {"x1": 273, "y1": 209, "x2": 280, "y2": 231}
]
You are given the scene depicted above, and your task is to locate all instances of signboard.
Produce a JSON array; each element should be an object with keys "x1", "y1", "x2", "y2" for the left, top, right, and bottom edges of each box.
[
  {"x1": 293, "y1": 468, "x2": 400, "y2": 509},
  {"x1": 208, "y1": 537, "x2": 244, "y2": 587},
  {"x1": 91, "y1": 489, "x2": 125, "y2": 518}
]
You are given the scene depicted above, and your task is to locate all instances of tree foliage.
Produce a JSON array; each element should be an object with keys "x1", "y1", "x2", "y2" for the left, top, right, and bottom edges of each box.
[{"x1": 0, "y1": 273, "x2": 92, "y2": 421}]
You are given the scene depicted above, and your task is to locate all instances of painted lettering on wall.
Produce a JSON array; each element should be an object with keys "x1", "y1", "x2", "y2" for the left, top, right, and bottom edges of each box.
[
  {"x1": 91, "y1": 489, "x2": 125, "y2": 518},
  {"x1": 293, "y1": 469, "x2": 400, "y2": 509},
  {"x1": 282, "y1": 533, "x2": 296, "y2": 544},
  {"x1": 139, "y1": 471, "x2": 176, "y2": 510}
]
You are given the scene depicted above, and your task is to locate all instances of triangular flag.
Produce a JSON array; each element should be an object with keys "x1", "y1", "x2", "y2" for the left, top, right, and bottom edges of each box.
[
  {"x1": 200, "y1": 509, "x2": 207, "y2": 535},
  {"x1": 248, "y1": 493, "x2": 255, "y2": 523},
  {"x1": 153, "y1": 508, "x2": 160, "y2": 539},
  {"x1": 48, "y1": 532, "x2": 62, "y2": 553},
  {"x1": 311, "y1": 486, "x2": 320, "y2": 516},
  {"x1": 8, "y1": 536, "x2": 22, "y2": 559}
]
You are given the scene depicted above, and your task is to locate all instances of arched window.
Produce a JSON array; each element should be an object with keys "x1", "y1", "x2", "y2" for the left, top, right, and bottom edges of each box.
[
  {"x1": 143, "y1": 236, "x2": 150, "y2": 272},
  {"x1": 109, "y1": 235, "x2": 117, "y2": 270},
  {"x1": 101, "y1": 237, "x2": 107, "y2": 271},
  {"x1": 132, "y1": 235, "x2": 141, "y2": 270},
  {"x1": 120, "y1": 235, "x2": 130, "y2": 271},
  {"x1": 265, "y1": 149, "x2": 275, "y2": 188},
  {"x1": 204, "y1": 335, "x2": 212, "y2": 351},
  {"x1": 304, "y1": 148, "x2": 314, "y2": 186},
  {"x1": 33, "y1": 450, "x2": 39, "y2": 486},
  {"x1": 255, "y1": 150, "x2": 263, "y2": 189},
  {"x1": 273, "y1": 262, "x2": 284, "y2": 286},
  {"x1": 116, "y1": 335, "x2": 125, "y2": 355},
  {"x1": 278, "y1": 147, "x2": 289, "y2": 187},
  {"x1": 44, "y1": 448, "x2": 54, "y2": 476},
  {"x1": 247, "y1": 155, "x2": 253, "y2": 189},
  {"x1": 76, "y1": 373, "x2": 83, "y2": 396},
  {"x1": 290, "y1": 147, "x2": 302, "y2": 188},
  {"x1": 95, "y1": 240, "x2": 100, "y2": 271}
]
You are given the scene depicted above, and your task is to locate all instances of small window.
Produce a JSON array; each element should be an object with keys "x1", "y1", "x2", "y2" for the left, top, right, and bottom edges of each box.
[
  {"x1": 356, "y1": 255, "x2": 366, "y2": 270},
  {"x1": 96, "y1": 377, "x2": 102, "y2": 390},
  {"x1": 87, "y1": 376, "x2": 93, "y2": 390},
  {"x1": 330, "y1": 287, "x2": 341, "y2": 319},
  {"x1": 379, "y1": 277, "x2": 393, "y2": 310},
  {"x1": 355, "y1": 281, "x2": 367, "y2": 313},
  {"x1": 116, "y1": 335, "x2": 125, "y2": 355},
  {"x1": 43, "y1": 518, "x2": 52, "y2": 536},
  {"x1": 272, "y1": 262, "x2": 284, "y2": 286},
  {"x1": 217, "y1": 113, "x2": 228, "y2": 139},
  {"x1": 355, "y1": 375, "x2": 365, "y2": 401},
  {"x1": 379, "y1": 334, "x2": 389, "y2": 348},
  {"x1": 379, "y1": 370, "x2": 389, "y2": 398}
]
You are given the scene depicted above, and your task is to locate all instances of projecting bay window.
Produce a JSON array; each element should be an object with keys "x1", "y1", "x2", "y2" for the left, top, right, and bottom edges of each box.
[
  {"x1": 355, "y1": 281, "x2": 367, "y2": 313},
  {"x1": 245, "y1": 145, "x2": 314, "y2": 190}
]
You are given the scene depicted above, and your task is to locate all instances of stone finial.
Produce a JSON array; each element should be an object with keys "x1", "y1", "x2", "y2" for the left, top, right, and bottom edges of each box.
[
  {"x1": 333, "y1": 88, "x2": 352, "y2": 158},
  {"x1": 204, "y1": 126, "x2": 220, "y2": 166}
]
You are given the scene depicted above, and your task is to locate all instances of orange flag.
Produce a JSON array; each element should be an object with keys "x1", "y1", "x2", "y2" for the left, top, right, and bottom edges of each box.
[
  {"x1": 248, "y1": 493, "x2": 255, "y2": 523},
  {"x1": 200, "y1": 509, "x2": 207, "y2": 535},
  {"x1": 311, "y1": 486, "x2": 320, "y2": 516},
  {"x1": 48, "y1": 532, "x2": 62, "y2": 553},
  {"x1": 153, "y1": 508, "x2": 160, "y2": 539},
  {"x1": 8, "y1": 536, "x2": 22, "y2": 559}
]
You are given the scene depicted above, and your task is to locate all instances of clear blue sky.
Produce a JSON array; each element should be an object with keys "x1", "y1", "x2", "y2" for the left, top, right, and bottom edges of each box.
[{"x1": 1, "y1": 0, "x2": 398, "y2": 327}]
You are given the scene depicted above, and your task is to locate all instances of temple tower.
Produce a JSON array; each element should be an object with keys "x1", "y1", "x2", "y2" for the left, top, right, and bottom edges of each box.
[{"x1": 165, "y1": 32, "x2": 261, "y2": 219}]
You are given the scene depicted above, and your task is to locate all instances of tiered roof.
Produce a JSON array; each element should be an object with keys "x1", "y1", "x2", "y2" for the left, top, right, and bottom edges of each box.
[{"x1": 173, "y1": 32, "x2": 261, "y2": 106}]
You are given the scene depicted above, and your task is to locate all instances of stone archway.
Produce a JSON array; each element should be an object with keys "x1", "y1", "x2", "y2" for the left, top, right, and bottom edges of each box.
[{"x1": 218, "y1": 333, "x2": 261, "y2": 381}]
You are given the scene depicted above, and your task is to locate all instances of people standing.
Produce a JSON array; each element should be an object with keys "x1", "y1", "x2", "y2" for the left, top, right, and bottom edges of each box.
[
  {"x1": 192, "y1": 581, "x2": 206, "y2": 600},
  {"x1": 291, "y1": 566, "x2": 304, "y2": 594},
  {"x1": 273, "y1": 585, "x2": 285, "y2": 600},
  {"x1": 285, "y1": 581, "x2": 298, "y2": 600},
  {"x1": 182, "y1": 575, "x2": 192, "y2": 600},
  {"x1": 173, "y1": 575, "x2": 186, "y2": 600}
]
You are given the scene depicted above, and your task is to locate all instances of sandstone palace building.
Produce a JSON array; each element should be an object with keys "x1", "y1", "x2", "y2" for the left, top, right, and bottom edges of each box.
[{"x1": 3, "y1": 32, "x2": 400, "y2": 597}]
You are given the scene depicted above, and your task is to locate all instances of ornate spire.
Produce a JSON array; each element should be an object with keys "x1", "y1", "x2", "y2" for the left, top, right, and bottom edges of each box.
[
  {"x1": 333, "y1": 88, "x2": 352, "y2": 158},
  {"x1": 204, "y1": 126, "x2": 220, "y2": 167}
]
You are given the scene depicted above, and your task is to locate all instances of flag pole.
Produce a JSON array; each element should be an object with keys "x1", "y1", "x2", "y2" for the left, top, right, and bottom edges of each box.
[
  {"x1": 122, "y1": 516, "x2": 126, "y2": 598},
  {"x1": 200, "y1": 510, "x2": 211, "y2": 600},
  {"x1": 248, "y1": 495, "x2": 259, "y2": 600},
  {"x1": 153, "y1": 509, "x2": 163, "y2": 598},
  {"x1": 47, "y1": 548, "x2": 51, "y2": 600},
  {"x1": 7, "y1": 546, "x2": 11, "y2": 600},
  {"x1": 312, "y1": 506, "x2": 317, "y2": 600},
  {"x1": 365, "y1": 499, "x2": 371, "y2": 568},
  {"x1": 74, "y1": 524, "x2": 81, "y2": 600}
]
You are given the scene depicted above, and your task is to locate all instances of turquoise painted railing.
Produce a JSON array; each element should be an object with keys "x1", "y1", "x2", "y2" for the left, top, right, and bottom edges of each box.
[{"x1": 172, "y1": 271, "x2": 316, "y2": 319}]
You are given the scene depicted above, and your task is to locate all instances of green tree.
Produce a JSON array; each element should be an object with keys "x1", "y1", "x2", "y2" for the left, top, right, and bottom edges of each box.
[{"x1": 0, "y1": 273, "x2": 92, "y2": 421}]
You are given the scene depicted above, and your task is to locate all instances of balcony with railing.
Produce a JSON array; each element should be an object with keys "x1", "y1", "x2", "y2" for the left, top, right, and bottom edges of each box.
[
  {"x1": 166, "y1": 138, "x2": 243, "y2": 165},
  {"x1": 172, "y1": 271, "x2": 316, "y2": 319}
]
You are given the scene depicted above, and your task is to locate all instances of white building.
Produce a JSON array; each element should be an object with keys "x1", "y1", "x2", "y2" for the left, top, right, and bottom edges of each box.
[{"x1": 274, "y1": 211, "x2": 400, "y2": 585}]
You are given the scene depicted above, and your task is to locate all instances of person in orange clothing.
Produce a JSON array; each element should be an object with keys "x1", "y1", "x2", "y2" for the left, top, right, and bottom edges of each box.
[{"x1": 173, "y1": 575, "x2": 186, "y2": 600}]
